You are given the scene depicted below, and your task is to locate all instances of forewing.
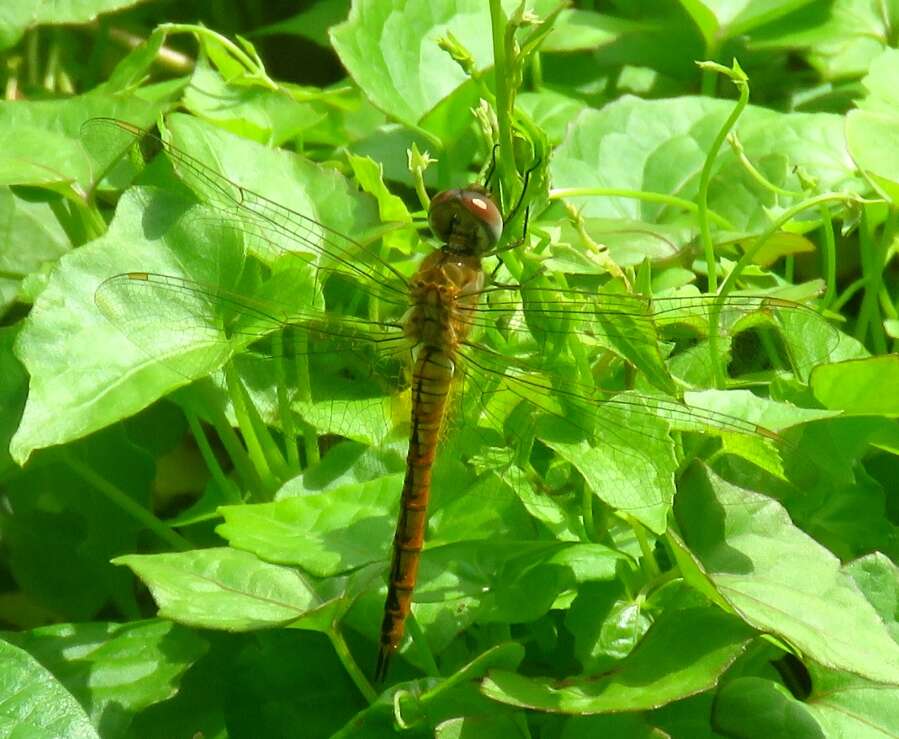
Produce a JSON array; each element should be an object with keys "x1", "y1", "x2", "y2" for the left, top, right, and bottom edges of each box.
[
  {"x1": 450, "y1": 280, "x2": 843, "y2": 535},
  {"x1": 454, "y1": 341, "x2": 789, "y2": 535},
  {"x1": 95, "y1": 269, "x2": 411, "y2": 444},
  {"x1": 81, "y1": 115, "x2": 410, "y2": 310},
  {"x1": 463, "y1": 285, "x2": 841, "y2": 392}
]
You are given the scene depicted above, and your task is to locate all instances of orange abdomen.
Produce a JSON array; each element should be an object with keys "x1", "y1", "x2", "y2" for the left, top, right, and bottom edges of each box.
[
  {"x1": 375, "y1": 347, "x2": 454, "y2": 681},
  {"x1": 374, "y1": 250, "x2": 484, "y2": 682}
]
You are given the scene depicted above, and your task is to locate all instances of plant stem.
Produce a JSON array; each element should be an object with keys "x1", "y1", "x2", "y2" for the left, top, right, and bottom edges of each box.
[
  {"x1": 728, "y1": 132, "x2": 802, "y2": 198},
  {"x1": 832, "y1": 275, "x2": 868, "y2": 313},
  {"x1": 406, "y1": 611, "x2": 440, "y2": 678},
  {"x1": 550, "y1": 187, "x2": 735, "y2": 229},
  {"x1": 856, "y1": 205, "x2": 893, "y2": 353},
  {"x1": 818, "y1": 203, "x2": 837, "y2": 308},
  {"x1": 158, "y1": 23, "x2": 278, "y2": 88},
  {"x1": 184, "y1": 409, "x2": 242, "y2": 503},
  {"x1": 581, "y1": 485, "x2": 595, "y2": 541},
  {"x1": 291, "y1": 330, "x2": 320, "y2": 468},
  {"x1": 489, "y1": 0, "x2": 518, "y2": 210},
  {"x1": 196, "y1": 382, "x2": 262, "y2": 493},
  {"x1": 328, "y1": 628, "x2": 378, "y2": 704},
  {"x1": 223, "y1": 363, "x2": 278, "y2": 493},
  {"x1": 63, "y1": 452, "x2": 190, "y2": 551},
  {"x1": 696, "y1": 60, "x2": 749, "y2": 292},
  {"x1": 718, "y1": 193, "x2": 869, "y2": 301},
  {"x1": 632, "y1": 520, "x2": 661, "y2": 580},
  {"x1": 272, "y1": 333, "x2": 300, "y2": 474}
]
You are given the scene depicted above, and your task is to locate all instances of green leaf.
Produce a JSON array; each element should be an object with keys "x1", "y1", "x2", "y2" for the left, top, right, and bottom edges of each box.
[
  {"x1": 218, "y1": 474, "x2": 401, "y2": 575},
  {"x1": 712, "y1": 676, "x2": 825, "y2": 738},
  {"x1": 805, "y1": 664, "x2": 899, "y2": 738},
  {"x1": 812, "y1": 355, "x2": 899, "y2": 416},
  {"x1": 10, "y1": 114, "x2": 379, "y2": 464},
  {"x1": 548, "y1": 218, "x2": 693, "y2": 271},
  {"x1": 552, "y1": 96, "x2": 860, "y2": 234},
  {"x1": 785, "y1": 554, "x2": 899, "y2": 737},
  {"x1": 347, "y1": 153, "x2": 412, "y2": 224},
  {"x1": 847, "y1": 110, "x2": 899, "y2": 204},
  {"x1": 539, "y1": 10, "x2": 644, "y2": 53},
  {"x1": 161, "y1": 114, "x2": 380, "y2": 259},
  {"x1": 330, "y1": 0, "x2": 557, "y2": 128},
  {"x1": 113, "y1": 548, "x2": 327, "y2": 631},
  {"x1": 254, "y1": 0, "x2": 352, "y2": 47},
  {"x1": 678, "y1": 0, "x2": 817, "y2": 44},
  {"x1": 427, "y1": 460, "x2": 556, "y2": 545},
  {"x1": 561, "y1": 714, "x2": 670, "y2": 739},
  {"x1": 0, "y1": 326, "x2": 27, "y2": 478},
  {"x1": 540, "y1": 393, "x2": 678, "y2": 535},
  {"x1": 846, "y1": 49, "x2": 899, "y2": 200},
  {"x1": 0, "y1": 0, "x2": 146, "y2": 50},
  {"x1": 0, "y1": 94, "x2": 162, "y2": 188},
  {"x1": 675, "y1": 464, "x2": 899, "y2": 685},
  {"x1": 684, "y1": 389, "x2": 841, "y2": 431},
  {"x1": 4, "y1": 621, "x2": 207, "y2": 736},
  {"x1": 3, "y1": 428, "x2": 153, "y2": 620},
  {"x1": 9, "y1": 187, "x2": 234, "y2": 465},
  {"x1": 651, "y1": 693, "x2": 721, "y2": 739},
  {"x1": 772, "y1": 418, "x2": 896, "y2": 560},
  {"x1": 218, "y1": 456, "x2": 561, "y2": 595},
  {"x1": 677, "y1": 0, "x2": 718, "y2": 46},
  {"x1": 481, "y1": 605, "x2": 754, "y2": 713},
  {"x1": 0, "y1": 637, "x2": 98, "y2": 738},
  {"x1": 393, "y1": 645, "x2": 528, "y2": 731},
  {"x1": 182, "y1": 60, "x2": 332, "y2": 146},
  {"x1": 566, "y1": 582, "x2": 652, "y2": 673},
  {"x1": 749, "y1": 0, "x2": 898, "y2": 79},
  {"x1": 518, "y1": 91, "x2": 587, "y2": 148},
  {"x1": 750, "y1": 231, "x2": 816, "y2": 266},
  {"x1": 424, "y1": 541, "x2": 620, "y2": 620},
  {"x1": 435, "y1": 715, "x2": 528, "y2": 738},
  {"x1": 854, "y1": 47, "x2": 899, "y2": 114},
  {"x1": 844, "y1": 552, "x2": 899, "y2": 643},
  {"x1": 98, "y1": 27, "x2": 169, "y2": 95},
  {"x1": 402, "y1": 541, "x2": 623, "y2": 660},
  {"x1": 125, "y1": 633, "x2": 239, "y2": 739},
  {"x1": 0, "y1": 188, "x2": 70, "y2": 314},
  {"x1": 226, "y1": 631, "x2": 366, "y2": 739}
]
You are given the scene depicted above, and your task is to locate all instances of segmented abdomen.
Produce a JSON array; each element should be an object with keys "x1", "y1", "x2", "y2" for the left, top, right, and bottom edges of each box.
[{"x1": 374, "y1": 346, "x2": 455, "y2": 682}]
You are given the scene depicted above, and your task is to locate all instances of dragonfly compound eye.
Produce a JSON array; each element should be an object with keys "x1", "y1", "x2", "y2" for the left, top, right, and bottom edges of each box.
[{"x1": 428, "y1": 187, "x2": 503, "y2": 255}]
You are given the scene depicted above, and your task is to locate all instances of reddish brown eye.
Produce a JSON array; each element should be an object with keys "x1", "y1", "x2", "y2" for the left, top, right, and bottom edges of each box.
[{"x1": 428, "y1": 187, "x2": 503, "y2": 254}]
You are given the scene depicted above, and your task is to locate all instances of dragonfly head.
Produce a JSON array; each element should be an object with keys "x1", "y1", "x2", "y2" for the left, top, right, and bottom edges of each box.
[{"x1": 428, "y1": 186, "x2": 503, "y2": 255}]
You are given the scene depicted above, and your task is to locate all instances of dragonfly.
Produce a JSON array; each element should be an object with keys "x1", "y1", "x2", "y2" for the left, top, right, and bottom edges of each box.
[{"x1": 83, "y1": 115, "x2": 838, "y2": 683}]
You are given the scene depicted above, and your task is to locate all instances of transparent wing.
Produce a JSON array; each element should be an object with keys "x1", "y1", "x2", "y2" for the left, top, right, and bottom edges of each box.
[
  {"x1": 445, "y1": 339, "x2": 785, "y2": 534},
  {"x1": 81, "y1": 116, "x2": 410, "y2": 310},
  {"x1": 96, "y1": 266, "x2": 802, "y2": 530},
  {"x1": 87, "y1": 116, "x2": 841, "y2": 526},
  {"x1": 446, "y1": 285, "x2": 840, "y2": 526},
  {"x1": 82, "y1": 116, "x2": 837, "y2": 386},
  {"x1": 461, "y1": 285, "x2": 840, "y2": 392},
  {"x1": 95, "y1": 270, "x2": 411, "y2": 445}
]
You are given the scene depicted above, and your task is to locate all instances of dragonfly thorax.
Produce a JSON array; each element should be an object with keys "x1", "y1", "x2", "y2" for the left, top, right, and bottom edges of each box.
[
  {"x1": 428, "y1": 186, "x2": 503, "y2": 255},
  {"x1": 404, "y1": 251, "x2": 485, "y2": 352}
]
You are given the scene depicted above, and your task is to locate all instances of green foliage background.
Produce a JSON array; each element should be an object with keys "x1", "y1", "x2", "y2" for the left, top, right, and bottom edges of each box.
[{"x1": 0, "y1": 1, "x2": 898, "y2": 737}]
